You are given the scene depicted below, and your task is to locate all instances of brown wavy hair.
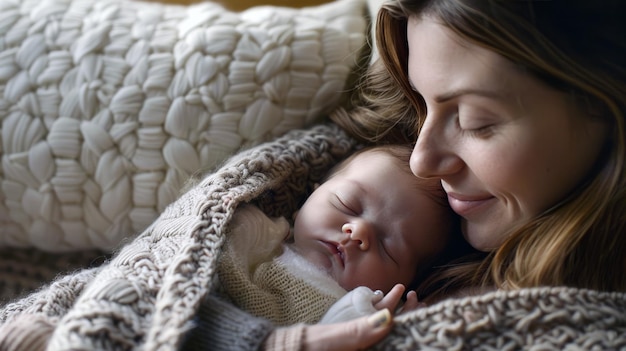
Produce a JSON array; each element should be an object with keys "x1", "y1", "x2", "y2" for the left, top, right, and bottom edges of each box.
[{"x1": 332, "y1": 0, "x2": 626, "y2": 294}]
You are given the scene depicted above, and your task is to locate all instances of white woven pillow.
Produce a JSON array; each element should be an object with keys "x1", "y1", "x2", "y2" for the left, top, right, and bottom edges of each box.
[{"x1": 0, "y1": 0, "x2": 367, "y2": 252}]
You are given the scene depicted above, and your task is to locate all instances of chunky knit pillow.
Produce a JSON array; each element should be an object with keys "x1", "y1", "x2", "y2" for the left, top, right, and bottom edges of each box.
[{"x1": 0, "y1": 0, "x2": 367, "y2": 251}]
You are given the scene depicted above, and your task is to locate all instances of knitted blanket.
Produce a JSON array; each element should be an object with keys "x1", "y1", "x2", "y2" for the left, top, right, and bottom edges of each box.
[{"x1": 1, "y1": 123, "x2": 625, "y2": 350}]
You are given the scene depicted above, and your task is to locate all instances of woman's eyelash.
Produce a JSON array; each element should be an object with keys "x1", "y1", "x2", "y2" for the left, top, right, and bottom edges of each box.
[
  {"x1": 465, "y1": 125, "x2": 494, "y2": 137},
  {"x1": 455, "y1": 115, "x2": 494, "y2": 137}
]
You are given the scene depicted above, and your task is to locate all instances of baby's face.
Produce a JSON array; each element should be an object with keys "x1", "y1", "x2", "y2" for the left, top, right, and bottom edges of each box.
[{"x1": 291, "y1": 150, "x2": 452, "y2": 293}]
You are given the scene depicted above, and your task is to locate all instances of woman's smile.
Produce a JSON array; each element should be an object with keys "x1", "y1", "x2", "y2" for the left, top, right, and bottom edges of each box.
[{"x1": 445, "y1": 192, "x2": 496, "y2": 218}]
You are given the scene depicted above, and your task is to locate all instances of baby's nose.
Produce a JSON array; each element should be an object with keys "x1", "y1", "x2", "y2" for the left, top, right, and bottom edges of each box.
[{"x1": 342, "y1": 221, "x2": 371, "y2": 250}]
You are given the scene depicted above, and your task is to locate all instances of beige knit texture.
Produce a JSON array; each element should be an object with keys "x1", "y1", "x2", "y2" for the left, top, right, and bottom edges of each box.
[
  {"x1": 380, "y1": 287, "x2": 626, "y2": 350},
  {"x1": 216, "y1": 204, "x2": 346, "y2": 326},
  {"x1": 219, "y1": 246, "x2": 342, "y2": 326},
  {"x1": 0, "y1": 0, "x2": 367, "y2": 252},
  {"x1": 0, "y1": 124, "x2": 624, "y2": 350}
]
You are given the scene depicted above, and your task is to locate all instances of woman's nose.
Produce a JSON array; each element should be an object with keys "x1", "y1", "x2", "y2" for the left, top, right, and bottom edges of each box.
[
  {"x1": 341, "y1": 222, "x2": 371, "y2": 251},
  {"x1": 410, "y1": 122, "x2": 463, "y2": 179}
]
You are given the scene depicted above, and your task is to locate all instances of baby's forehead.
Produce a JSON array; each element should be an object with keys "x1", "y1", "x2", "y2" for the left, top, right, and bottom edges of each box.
[
  {"x1": 334, "y1": 151, "x2": 444, "y2": 195},
  {"x1": 333, "y1": 148, "x2": 401, "y2": 172},
  {"x1": 365, "y1": 151, "x2": 448, "y2": 205}
]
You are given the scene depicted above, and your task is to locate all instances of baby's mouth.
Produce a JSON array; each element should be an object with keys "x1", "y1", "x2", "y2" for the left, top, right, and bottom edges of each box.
[
  {"x1": 336, "y1": 245, "x2": 345, "y2": 266},
  {"x1": 322, "y1": 241, "x2": 345, "y2": 268}
]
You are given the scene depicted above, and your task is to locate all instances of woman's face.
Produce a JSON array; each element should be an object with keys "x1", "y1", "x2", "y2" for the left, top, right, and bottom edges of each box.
[{"x1": 406, "y1": 16, "x2": 608, "y2": 251}]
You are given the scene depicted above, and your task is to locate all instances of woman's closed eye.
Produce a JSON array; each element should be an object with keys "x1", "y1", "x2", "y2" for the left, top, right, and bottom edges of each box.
[
  {"x1": 456, "y1": 113, "x2": 497, "y2": 138},
  {"x1": 457, "y1": 105, "x2": 504, "y2": 138},
  {"x1": 464, "y1": 124, "x2": 495, "y2": 138}
]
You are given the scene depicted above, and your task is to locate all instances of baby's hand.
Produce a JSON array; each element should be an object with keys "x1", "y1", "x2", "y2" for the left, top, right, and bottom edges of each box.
[
  {"x1": 319, "y1": 285, "x2": 425, "y2": 324},
  {"x1": 374, "y1": 284, "x2": 425, "y2": 314},
  {"x1": 373, "y1": 284, "x2": 405, "y2": 311},
  {"x1": 398, "y1": 290, "x2": 426, "y2": 314},
  {"x1": 319, "y1": 287, "x2": 384, "y2": 324}
]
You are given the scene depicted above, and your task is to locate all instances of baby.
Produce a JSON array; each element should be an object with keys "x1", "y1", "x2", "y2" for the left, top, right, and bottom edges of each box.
[{"x1": 215, "y1": 144, "x2": 456, "y2": 325}]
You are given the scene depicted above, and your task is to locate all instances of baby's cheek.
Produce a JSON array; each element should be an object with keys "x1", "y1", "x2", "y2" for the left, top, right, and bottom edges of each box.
[{"x1": 364, "y1": 266, "x2": 399, "y2": 293}]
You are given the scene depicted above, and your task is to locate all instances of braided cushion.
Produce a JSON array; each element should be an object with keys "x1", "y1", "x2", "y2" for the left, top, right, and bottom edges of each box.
[{"x1": 0, "y1": 0, "x2": 367, "y2": 252}]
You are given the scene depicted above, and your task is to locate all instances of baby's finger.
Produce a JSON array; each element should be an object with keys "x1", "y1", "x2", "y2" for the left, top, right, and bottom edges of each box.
[
  {"x1": 371, "y1": 289, "x2": 384, "y2": 304},
  {"x1": 398, "y1": 290, "x2": 422, "y2": 314},
  {"x1": 374, "y1": 284, "x2": 405, "y2": 310}
]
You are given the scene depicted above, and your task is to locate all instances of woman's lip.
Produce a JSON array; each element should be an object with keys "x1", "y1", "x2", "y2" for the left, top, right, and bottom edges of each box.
[
  {"x1": 446, "y1": 192, "x2": 495, "y2": 217},
  {"x1": 321, "y1": 241, "x2": 345, "y2": 268}
]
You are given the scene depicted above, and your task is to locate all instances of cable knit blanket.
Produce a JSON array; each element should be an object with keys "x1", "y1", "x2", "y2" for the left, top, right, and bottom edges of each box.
[{"x1": 0, "y1": 124, "x2": 625, "y2": 350}]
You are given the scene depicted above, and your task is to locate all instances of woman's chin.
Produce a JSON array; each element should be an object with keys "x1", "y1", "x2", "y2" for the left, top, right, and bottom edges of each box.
[{"x1": 463, "y1": 221, "x2": 506, "y2": 252}]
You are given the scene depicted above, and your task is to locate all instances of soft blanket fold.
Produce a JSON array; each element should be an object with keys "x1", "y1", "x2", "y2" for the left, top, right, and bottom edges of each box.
[
  {"x1": 0, "y1": 123, "x2": 358, "y2": 350},
  {"x1": 1, "y1": 123, "x2": 625, "y2": 350}
]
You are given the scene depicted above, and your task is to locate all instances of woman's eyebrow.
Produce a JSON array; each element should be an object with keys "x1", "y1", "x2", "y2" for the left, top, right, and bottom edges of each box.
[
  {"x1": 433, "y1": 88, "x2": 507, "y2": 103},
  {"x1": 408, "y1": 78, "x2": 508, "y2": 103}
]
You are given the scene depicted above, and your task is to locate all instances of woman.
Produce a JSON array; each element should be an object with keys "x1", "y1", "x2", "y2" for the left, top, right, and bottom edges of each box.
[
  {"x1": 350, "y1": 0, "x2": 625, "y2": 290},
  {"x1": 266, "y1": 0, "x2": 626, "y2": 349}
]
